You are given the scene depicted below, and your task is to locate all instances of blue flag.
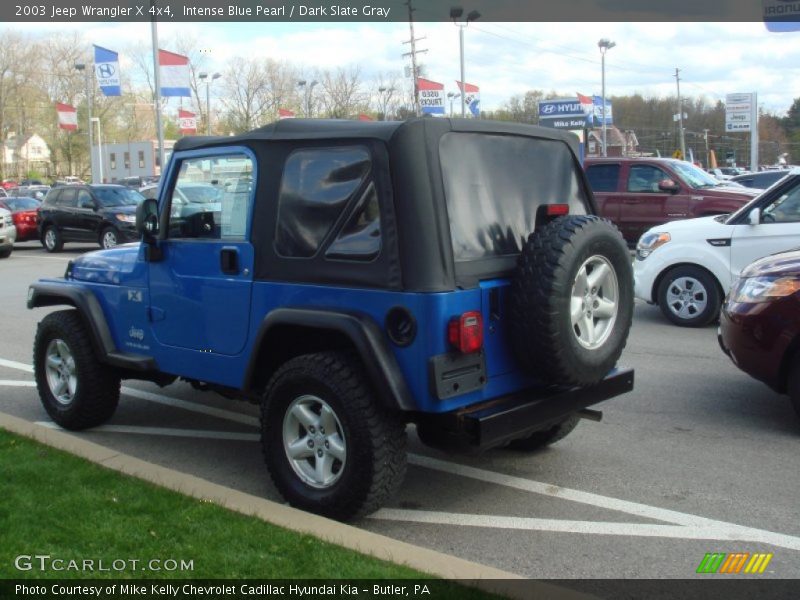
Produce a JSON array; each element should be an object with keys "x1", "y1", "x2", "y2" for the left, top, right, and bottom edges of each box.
[{"x1": 94, "y1": 45, "x2": 121, "y2": 96}]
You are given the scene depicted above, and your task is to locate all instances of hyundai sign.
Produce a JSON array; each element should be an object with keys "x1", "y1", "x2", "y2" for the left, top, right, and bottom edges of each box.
[{"x1": 538, "y1": 99, "x2": 590, "y2": 130}]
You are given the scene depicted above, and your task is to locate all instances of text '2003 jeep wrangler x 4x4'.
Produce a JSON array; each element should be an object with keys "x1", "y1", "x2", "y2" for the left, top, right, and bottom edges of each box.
[{"x1": 29, "y1": 119, "x2": 634, "y2": 520}]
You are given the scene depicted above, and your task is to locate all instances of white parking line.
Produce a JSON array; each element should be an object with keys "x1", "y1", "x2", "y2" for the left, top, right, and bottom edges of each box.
[
  {"x1": 0, "y1": 380, "x2": 35, "y2": 387},
  {"x1": 0, "y1": 358, "x2": 34, "y2": 373},
  {"x1": 370, "y1": 509, "x2": 747, "y2": 542},
  {"x1": 35, "y1": 421, "x2": 259, "y2": 442},
  {"x1": 3, "y1": 356, "x2": 800, "y2": 551}
]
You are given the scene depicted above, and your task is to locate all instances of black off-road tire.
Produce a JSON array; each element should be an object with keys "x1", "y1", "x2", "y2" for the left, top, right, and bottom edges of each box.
[
  {"x1": 509, "y1": 215, "x2": 633, "y2": 386},
  {"x1": 788, "y1": 352, "x2": 800, "y2": 422},
  {"x1": 505, "y1": 414, "x2": 581, "y2": 451},
  {"x1": 42, "y1": 225, "x2": 63, "y2": 253},
  {"x1": 657, "y1": 265, "x2": 721, "y2": 327},
  {"x1": 33, "y1": 310, "x2": 121, "y2": 430},
  {"x1": 262, "y1": 352, "x2": 407, "y2": 521}
]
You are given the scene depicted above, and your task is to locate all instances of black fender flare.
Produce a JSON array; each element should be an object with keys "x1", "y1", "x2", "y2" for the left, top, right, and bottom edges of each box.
[
  {"x1": 245, "y1": 307, "x2": 415, "y2": 412},
  {"x1": 27, "y1": 282, "x2": 155, "y2": 371}
]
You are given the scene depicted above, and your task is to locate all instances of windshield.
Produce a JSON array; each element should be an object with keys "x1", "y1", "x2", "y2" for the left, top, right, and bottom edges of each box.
[
  {"x1": 94, "y1": 187, "x2": 144, "y2": 207},
  {"x1": 4, "y1": 197, "x2": 39, "y2": 210},
  {"x1": 671, "y1": 161, "x2": 724, "y2": 188}
]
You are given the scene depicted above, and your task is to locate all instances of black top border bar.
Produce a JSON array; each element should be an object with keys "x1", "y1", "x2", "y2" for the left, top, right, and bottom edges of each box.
[{"x1": 3, "y1": 0, "x2": 799, "y2": 23}]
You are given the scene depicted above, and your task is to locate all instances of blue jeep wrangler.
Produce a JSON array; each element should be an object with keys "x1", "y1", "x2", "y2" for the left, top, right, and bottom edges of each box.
[{"x1": 29, "y1": 118, "x2": 634, "y2": 520}]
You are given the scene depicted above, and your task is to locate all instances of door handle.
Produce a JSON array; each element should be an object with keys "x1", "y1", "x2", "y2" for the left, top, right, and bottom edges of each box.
[{"x1": 220, "y1": 247, "x2": 240, "y2": 275}]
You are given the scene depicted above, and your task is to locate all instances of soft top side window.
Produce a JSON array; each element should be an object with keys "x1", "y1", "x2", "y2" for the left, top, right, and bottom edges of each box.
[{"x1": 274, "y1": 146, "x2": 379, "y2": 260}]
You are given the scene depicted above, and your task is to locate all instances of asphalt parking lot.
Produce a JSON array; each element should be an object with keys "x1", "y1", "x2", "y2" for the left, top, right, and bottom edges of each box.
[{"x1": 2, "y1": 241, "x2": 799, "y2": 581}]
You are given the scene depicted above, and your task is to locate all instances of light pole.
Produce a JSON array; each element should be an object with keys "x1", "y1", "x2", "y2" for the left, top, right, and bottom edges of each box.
[
  {"x1": 198, "y1": 72, "x2": 221, "y2": 135},
  {"x1": 447, "y1": 92, "x2": 461, "y2": 118},
  {"x1": 297, "y1": 80, "x2": 319, "y2": 118},
  {"x1": 74, "y1": 62, "x2": 96, "y2": 182},
  {"x1": 377, "y1": 86, "x2": 396, "y2": 120},
  {"x1": 598, "y1": 38, "x2": 616, "y2": 157},
  {"x1": 90, "y1": 117, "x2": 103, "y2": 183},
  {"x1": 451, "y1": 7, "x2": 480, "y2": 118}
]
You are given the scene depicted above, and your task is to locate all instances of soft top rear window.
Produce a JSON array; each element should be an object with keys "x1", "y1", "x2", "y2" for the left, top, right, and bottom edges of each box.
[{"x1": 440, "y1": 132, "x2": 587, "y2": 261}]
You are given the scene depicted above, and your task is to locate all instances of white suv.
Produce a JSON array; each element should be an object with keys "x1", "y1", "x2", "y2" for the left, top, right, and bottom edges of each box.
[
  {"x1": 634, "y1": 170, "x2": 800, "y2": 326},
  {"x1": 0, "y1": 207, "x2": 16, "y2": 258}
]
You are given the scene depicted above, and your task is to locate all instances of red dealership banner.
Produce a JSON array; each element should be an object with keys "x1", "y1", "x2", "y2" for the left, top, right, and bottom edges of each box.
[
  {"x1": 178, "y1": 109, "x2": 197, "y2": 134},
  {"x1": 56, "y1": 103, "x2": 78, "y2": 130}
]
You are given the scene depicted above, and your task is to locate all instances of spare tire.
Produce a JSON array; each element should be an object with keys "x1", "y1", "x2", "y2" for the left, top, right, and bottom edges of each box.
[{"x1": 509, "y1": 215, "x2": 633, "y2": 386}]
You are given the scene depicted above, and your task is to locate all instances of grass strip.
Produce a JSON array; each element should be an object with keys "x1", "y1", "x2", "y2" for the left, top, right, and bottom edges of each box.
[{"x1": 0, "y1": 427, "x2": 496, "y2": 598}]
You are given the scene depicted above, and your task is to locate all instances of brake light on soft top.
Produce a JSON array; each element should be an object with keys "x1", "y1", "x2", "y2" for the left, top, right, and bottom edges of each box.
[
  {"x1": 448, "y1": 311, "x2": 483, "y2": 353},
  {"x1": 546, "y1": 203, "x2": 570, "y2": 217}
]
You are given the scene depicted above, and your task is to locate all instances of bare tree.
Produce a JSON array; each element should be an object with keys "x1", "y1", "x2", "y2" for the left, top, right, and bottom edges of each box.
[
  {"x1": 219, "y1": 56, "x2": 271, "y2": 132},
  {"x1": 319, "y1": 66, "x2": 368, "y2": 119}
]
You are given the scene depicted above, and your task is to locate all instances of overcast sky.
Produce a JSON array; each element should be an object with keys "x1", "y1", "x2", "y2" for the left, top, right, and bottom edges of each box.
[{"x1": 11, "y1": 20, "x2": 800, "y2": 115}]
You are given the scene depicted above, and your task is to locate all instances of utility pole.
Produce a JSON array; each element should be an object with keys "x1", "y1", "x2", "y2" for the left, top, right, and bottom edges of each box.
[
  {"x1": 675, "y1": 68, "x2": 686, "y2": 161},
  {"x1": 703, "y1": 128, "x2": 710, "y2": 168},
  {"x1": 402, "y1": 0, "x2": 427, "y2": 116}
]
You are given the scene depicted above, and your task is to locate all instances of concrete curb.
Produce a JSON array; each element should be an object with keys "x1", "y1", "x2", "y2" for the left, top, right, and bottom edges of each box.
[{"x1": 1, "y1": 412, "x2": 594, "y2": 600}]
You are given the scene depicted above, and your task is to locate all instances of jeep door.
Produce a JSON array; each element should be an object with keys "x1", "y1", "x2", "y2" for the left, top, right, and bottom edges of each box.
[{"x1": 147, "y1": 149, "x2": 255, "y2": 356}]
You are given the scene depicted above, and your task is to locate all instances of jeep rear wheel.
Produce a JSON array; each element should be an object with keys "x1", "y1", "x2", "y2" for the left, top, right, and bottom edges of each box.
[
  {"x1": 33, "y1": 310, "x2": 120, "y2": 430},
  {"x1": 509, "y1": 215, "x2": 633, "y2": 386},
  {"x1": 262, "y1": 352, "x2": 406, "y2": 520}
]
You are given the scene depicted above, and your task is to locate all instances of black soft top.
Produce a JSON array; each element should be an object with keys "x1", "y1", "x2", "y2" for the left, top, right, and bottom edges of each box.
[
  {"x1": 173, "y1": 117, "x2": 580, "y2": 155},
  {"x1": 170, "y1": 118, "x2": 586, "y2": 292}
]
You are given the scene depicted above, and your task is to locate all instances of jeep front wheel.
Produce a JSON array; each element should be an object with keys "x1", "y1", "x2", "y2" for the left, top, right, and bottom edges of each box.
[
  {"x1": 33, "y1": 310, "x2": 121, "y2": 430},
  {"x1": 262, "y1": 352, "x2": 407, "y2": 520},
  {"x1": 510, "y1": 215, "x2": 633, "y2": 386}
]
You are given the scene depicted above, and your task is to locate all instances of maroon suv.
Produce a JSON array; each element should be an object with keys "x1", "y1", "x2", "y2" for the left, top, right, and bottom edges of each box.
[
  {"x1": 584, "y1": 157, "x2": 758, "y2": 244},
  {"x1": 719, "y1": 248, "x2": 800, "y2": 420}
]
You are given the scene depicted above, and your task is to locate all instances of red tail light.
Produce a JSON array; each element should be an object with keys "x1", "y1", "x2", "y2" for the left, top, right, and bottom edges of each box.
[
  {"x1": 546, "y1": 203, "x2": 570, "y2": 217},
  {"x1": 448, "y1": 311, "x2": 483, "y2": 353}
]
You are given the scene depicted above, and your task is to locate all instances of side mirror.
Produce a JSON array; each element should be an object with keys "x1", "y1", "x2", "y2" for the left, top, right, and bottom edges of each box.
[
  {"x1": 658, "y1": 179, "x2": 680, "y2": 193},
  {"x1": 136, "y1": 198, "x2": 159, "y2": 239},
  {"x1": 748, "y1": 207, "x2": 761, "y2": 226}
]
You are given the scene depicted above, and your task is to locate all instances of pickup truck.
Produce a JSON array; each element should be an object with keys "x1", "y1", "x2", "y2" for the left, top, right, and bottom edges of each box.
[{"x1": 584, "y1": 157, "x2": 759, "y2": 245}]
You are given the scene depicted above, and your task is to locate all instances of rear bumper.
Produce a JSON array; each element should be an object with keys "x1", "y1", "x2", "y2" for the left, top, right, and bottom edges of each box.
[{"x1": 417, "y1": 368, "x2": 634, "y2": 451}]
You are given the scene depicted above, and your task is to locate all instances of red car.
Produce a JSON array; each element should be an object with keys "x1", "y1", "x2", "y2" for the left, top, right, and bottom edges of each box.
[
  {"x1": 1, "y1": 179, "x2": 18, "y2": 190},
  {"x1": 719, "y1": 248, "x2": 800, "y2": 420},
  {"x1": 584, "y1": 157, "x2": 759, "y2": 244},
  {"x1": 0, "y1": 197, "x2": 40, "y2": 242}
]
